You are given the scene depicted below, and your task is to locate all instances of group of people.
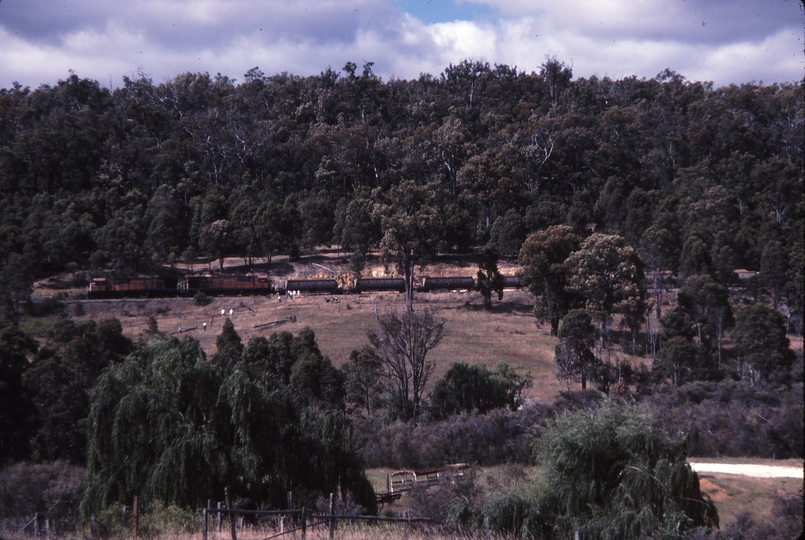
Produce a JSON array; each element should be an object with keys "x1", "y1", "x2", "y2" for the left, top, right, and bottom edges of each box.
[{"x1": 182, "y1": 300, "x2": 292, "y2": 334}]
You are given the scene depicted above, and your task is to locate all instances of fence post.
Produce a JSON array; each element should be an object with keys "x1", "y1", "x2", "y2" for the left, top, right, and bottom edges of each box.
[
  {"x1": 131, "y1": 493, "x2": 139, "y2": 539},
  {"x1": 217, "y1": 502, "x2": 222, "y2": 532},
  {"x1": 202, "y1": 506, "x2": 208, "y2": 540},
  {"x1": 386, "y1": 473, "x2": 390, "y2": 494},
  {"x1": 203, "y1": 499, "x2": 212, "y2": 540},
  {"x1": 402, "y1": 510, "x2": 410, "y2": 540},
  {"x1": 34, "y1": 512, "x2": 40, "y2": 537},
  {"x1": 225, "y1": 487, "x2": 237, "y2": 540},
  {"x1": 328, "y1": 493, "x2": 335, "y2": 539},
  {"x1": 287, "y1": 491, "x2": 294, "y2": 526},
  {"x1": 300, "y1": 507, "x2": 306, "y2": 538}
]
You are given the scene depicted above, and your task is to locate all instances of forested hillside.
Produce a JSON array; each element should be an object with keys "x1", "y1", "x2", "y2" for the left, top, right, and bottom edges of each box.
[
  {"x1": 0, "y1": 60, "x2": 801, "y2": 319},
  {"x1": 0, "y1": 60, "x2": 802, "y2": 539}
]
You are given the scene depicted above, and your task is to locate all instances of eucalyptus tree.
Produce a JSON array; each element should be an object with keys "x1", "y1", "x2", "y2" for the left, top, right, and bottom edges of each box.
[
  {"x1": 475, "y1": 246, "x2": 505, "y2": 310},
  {"x1": 373, "y1": 181, "x2": 442, "y2": 312},
  {"x1": 517, "y1": 225, "x2": 582, "y2": 336},
  {"x1": 554, "y1": 309, "x2": 598, "y2": 390},
  {"x1": 676, "y1": 274, "x2": 733, "y2": 369},
  {"x1": 733, "y1": 303, "x2": 794, "y2": 384},
  {"x1": 565, "y1": 233, "x2": 646, "y2": 352}
]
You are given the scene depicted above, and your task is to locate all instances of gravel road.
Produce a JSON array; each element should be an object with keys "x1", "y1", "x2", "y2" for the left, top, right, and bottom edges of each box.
[{"x1": 689, "y1": 462, "x2": 803, "y2": 478}]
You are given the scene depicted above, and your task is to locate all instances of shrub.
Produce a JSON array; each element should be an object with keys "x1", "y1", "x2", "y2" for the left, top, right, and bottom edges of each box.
[
  {"x1": 25, "y1": 294, "x2": 66, "y2": 317},
  {"x1": 139, "y1": 501, "x2": 199, "y2": 535},
  {"x1": 193, "y1": 291, "x2": 212, "y2": 306},
  {"x1": 0, "y1": 461, "x2": 86, "y2": 532}
]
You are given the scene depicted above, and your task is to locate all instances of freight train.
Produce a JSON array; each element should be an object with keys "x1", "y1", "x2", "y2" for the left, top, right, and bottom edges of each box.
[{"x1": 87, "y1": 274, "x2": 520, "y2": 299}]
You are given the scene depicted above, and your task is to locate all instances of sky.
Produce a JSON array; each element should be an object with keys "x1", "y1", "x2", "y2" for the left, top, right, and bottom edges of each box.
[{"x1": 0, "y1": 0, "x2": 803, "y2": 90}]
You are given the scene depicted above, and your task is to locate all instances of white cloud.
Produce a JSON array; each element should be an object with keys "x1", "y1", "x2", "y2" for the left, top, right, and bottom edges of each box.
[
  {"x1": 428, "y1": 21, "x2": 498, "y2": 63},
  {"x1": 0, "y1": 0, "x2": 802, "y2": 89}
]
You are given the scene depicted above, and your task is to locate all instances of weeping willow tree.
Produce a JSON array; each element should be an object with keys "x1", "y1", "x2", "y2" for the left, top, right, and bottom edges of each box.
[
  {"x1": 82, "y1": 330, "x2": 375, "y2": 516},
  {"x1": 535, "y1": 403, "x2": 719, "y2": 540}
]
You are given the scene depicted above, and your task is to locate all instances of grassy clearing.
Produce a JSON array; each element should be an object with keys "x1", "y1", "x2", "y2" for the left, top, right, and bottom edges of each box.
[
  {"x1": 18, "y1": 318, "x2": 60, "y2": 336},
  {"x1": 697, "y1": 474, "x2": 802, "y2": 527},
  {"x1": 62, "y1": 288, "x2": 564, "y2": 403}
]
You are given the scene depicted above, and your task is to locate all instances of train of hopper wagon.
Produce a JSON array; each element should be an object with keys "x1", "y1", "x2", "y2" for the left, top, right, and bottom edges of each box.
[{"x1": 86, "y1": 274, "x2": 521, "y2": 299}]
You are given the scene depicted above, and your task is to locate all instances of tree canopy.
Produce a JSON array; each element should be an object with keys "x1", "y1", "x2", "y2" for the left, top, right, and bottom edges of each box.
[{"x1": 83, "y1": 328, "x2": 375, "y2": 515}]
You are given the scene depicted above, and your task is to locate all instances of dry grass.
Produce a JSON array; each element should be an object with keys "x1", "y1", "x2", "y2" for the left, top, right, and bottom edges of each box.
[
  {"x1": 698, "y1": 474, "x2": 802, "y2": 527},
  {"x1": 0, "y1": 527, "x2": 494, "y2": 540},
  {"x1": 52, "y1": 286, "x2": 563, "y2": 403}
]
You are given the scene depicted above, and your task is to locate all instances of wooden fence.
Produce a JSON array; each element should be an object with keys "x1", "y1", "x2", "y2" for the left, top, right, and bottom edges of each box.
[{"x1": 199, "y1": 492, "x2": 433, "y2": 540}]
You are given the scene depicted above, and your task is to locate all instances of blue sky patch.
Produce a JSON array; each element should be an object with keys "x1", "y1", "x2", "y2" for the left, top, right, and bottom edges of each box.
[{"x1": 393, "y1": 0, "x2": 494, "y2": 24}]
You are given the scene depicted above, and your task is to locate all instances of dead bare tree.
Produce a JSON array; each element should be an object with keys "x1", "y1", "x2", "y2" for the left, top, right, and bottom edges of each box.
[{"x1": 367, "y1": 309, "x2": 445, "y2": 424}]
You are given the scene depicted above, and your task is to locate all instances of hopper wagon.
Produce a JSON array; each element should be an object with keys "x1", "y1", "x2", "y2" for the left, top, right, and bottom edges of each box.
[
  {"x1": 284, "y1": 279, "x2": 339, "y2": 294},
  {"x1": 420, "y1": 276, "x2": 476, "y2": 292},
  {"x1": 353, "y1": 277, "x2": 406, "y2": 293}
]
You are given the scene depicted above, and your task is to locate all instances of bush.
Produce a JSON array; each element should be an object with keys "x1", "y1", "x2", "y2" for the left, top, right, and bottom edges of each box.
[
  {"x1": 139, "y1": 501, "x2": 199, "y2": 535},
  {"x1": 408, "y1": 467, "x2": 481, "y2": 524},
  {"x1": 0, "y1": 461, "x2": 86, "y2": 532},
  {"x1": 193, "y1": 291, "x2": 213, "y2": 306},
  {"x1": 644, "y1": 380, "x2": 804, "y2": 458},
  {"x1": 25, "y1": 294, "x2": 66, "y2": 317},
  {"x1": 353, "y1": 406, "x2": 548, "y2": 469}
]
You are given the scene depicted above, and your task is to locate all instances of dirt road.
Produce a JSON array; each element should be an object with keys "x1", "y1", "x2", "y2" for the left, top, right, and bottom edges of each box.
[{"x1": 689, "y1": 461, "x2": 803, "y2": 478}]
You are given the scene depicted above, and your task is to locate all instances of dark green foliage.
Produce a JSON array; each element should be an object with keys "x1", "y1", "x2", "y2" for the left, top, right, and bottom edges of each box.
[
  {"x1": 732, "y1": 303, "x2": 794, "y2": 384},
  {"x1": 0, "y1": 322, "x2": 39, "y2": 464},
  {"x1": 565, "y1": 233, "x2": 646, "y2": 350},
  {"x1": 535, "y1": 404, "x2": 718, "y2": 539},
  {"x1": 430, "y1": 362, "x2": 531, "y2": 419},
  {"x1": 475, "y1": 246, "x2": 505, "y2": 309},
  {"x1": 374, "y1": 181, "x2": 442, "y2": 312},
  {"x1": 676, "y1": 275, "x2": 733, "y2": 364},
  {"x1": 554, "y1": 309, "x2": 599, "y2": 390},
  {"x1": 0, "y1": 66, "x2": 801, "y2": 303},
  {"x1": 22, "y1": 318, "x2": 133, "y2": 464},
  {"x1": 343, "y1": 347, "x2": 384, "y2": 418},
  {"x1": 83, "y1": 326, "x2": 371, "y2": 516},
  {"x1": 517, "y1": 225, "x2": 582, "y2": 336},
  {"x1": 488, "y1": 209, "x2": 526, "y2": 259},
  {"x1": 446, "y1": 403, "x2": 719, "y2": 539},
  {"x1": 192, "y1": 291, "x2": 212, "y2": 306},
  {"x1": 654, "y1": 336, "x2": 699, "y2": 386},
  {"x1": 0, "y1": 252, "x2": 37, "y2": 325}
]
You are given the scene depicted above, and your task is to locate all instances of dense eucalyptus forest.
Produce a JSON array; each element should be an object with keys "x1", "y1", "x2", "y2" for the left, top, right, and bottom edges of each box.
[
  {"x1": 0, "y1": 60, "x2": 802, "y2": 539},
  {"x1": 0, "y1": 60, "x2": 802, "y2": 304}
]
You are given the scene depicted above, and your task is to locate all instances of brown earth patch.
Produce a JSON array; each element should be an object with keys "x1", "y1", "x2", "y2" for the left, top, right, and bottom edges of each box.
[{"x1": 698, "y1": 477, "x2": 729, "y2": 501}]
